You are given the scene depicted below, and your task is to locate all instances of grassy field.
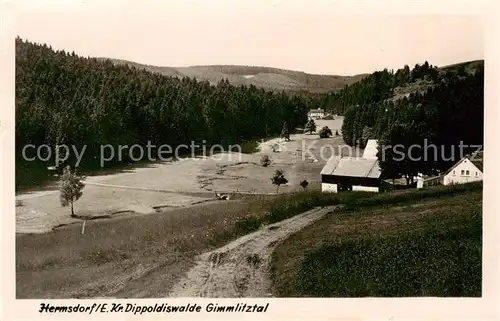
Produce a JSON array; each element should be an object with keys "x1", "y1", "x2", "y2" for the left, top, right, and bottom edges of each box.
[
  {"x1": 16, "y1": 119, "x2": 348, "y2": 234},
  {"x1": 17, "y1": 181, "x2": 482, "y2": 298},
  {"x1": 270, "y1": 183, "x2": 482, "y2": 297},
  {"x1": 16, "y1": 193, "x2": 283, "y2": 298},
  {"x1": 232, "y1": 182, "x2": 482, "y2": 237},
  {"x1": 17, "y1": 189, "x2": 341, "y2": 298}
]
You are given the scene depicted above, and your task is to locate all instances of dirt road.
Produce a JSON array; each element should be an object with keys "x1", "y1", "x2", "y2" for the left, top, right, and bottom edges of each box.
[{"x1": 168, "y1": 205, "x2": 336, "y2": 298}]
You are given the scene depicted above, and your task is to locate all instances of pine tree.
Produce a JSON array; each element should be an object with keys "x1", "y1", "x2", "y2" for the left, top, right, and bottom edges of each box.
[
  {"x1": 280, "y1": 121, "x2": 290, "y2": 141},
  {"x1": 305, "y1": 119, "x2": 317, "y2": 134},
  {"x1": 60, "y1": 166, "x2": 85, "y2": 217},
  {"x1": 360, "y1": 126, "x2": 373, "y2": 148},
  {"x1": 271, "y1": 169, "x2": 288, "y2": 194}
]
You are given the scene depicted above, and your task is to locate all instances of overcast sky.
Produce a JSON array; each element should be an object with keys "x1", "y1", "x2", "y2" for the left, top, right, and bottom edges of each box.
[{"x1": 15, "y1": 0, "x2": 484, "y2": 75}]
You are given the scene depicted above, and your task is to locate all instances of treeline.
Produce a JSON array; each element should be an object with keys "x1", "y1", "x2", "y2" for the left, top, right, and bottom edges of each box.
[
  {"x1": 338, "y1": 62, "x2": 484, "y2": 182},
  {"x1": 315, "y1": 61, "x2": 440, "y2": 114},
  {"x1": 16, "y1": 38, "x2": 311, "y2": 187}
]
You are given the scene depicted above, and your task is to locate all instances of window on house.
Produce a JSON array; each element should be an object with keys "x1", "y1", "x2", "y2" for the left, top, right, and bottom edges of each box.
[
  {"x1": 466, "y1": 170, "x2": 470, "y2": 175},
  {"x1": 453, "y1": 170, "x2": 455, "y2": 175},
  {"x1": 476, "y1": 172, "x2": 478, "y2": 176},
  {"x1": 461, "y1": 170, "x2": 465, "y2": 175}
]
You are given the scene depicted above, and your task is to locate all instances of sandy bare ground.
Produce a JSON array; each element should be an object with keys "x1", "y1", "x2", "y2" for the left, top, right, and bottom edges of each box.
[
  {"x1": 16, "y1": 119, "x2": 351, "y2": 234},
  {"x1": 167, "y1": 205, "x2": 337, "y2": 298}
]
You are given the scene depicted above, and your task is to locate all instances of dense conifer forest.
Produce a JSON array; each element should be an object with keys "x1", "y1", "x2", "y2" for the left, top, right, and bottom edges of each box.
[
  {"x1": 323, "y1": 60, "x2": 484, "y2": 182},
  {"x1": 15, "y1": 37, "x2": 483, "y2": 189},
  {"x1": 15, "y1": 38, "x2": 312, "y2": 189}
]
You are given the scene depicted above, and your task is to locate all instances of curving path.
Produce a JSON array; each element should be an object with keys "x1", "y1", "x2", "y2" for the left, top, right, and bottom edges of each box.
[{"x1": 168, "y1": 205, "x2": 337, "y2": 298}]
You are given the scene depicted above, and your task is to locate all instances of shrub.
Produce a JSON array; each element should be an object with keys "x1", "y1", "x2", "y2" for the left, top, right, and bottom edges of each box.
[
  {"x1": 319, "y1": 126, "x2": 333, "y2": 138},
  {"x1": 260, "y1": 155, "x2": 271, "y2": 167},
  {"x1": 246, "y1": 253, "x2": 262, "y2": 267}
]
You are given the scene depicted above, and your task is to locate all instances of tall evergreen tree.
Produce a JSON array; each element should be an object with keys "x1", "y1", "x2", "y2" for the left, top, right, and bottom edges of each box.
[
  {"x1": 59, "y1": 166, "x2": 85, "y2": 217},
  {"x1": 281, "y1": 121, "x2": 290, "y2": 141}
]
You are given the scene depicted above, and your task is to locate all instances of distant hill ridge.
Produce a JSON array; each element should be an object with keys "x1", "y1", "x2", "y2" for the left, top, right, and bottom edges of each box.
[
  {"x1": 99, "y1": 58, "x2": 368, "y2": 93},
  {"x1": 439, "y1": 59, "x2": 484, "y2": 72},
  {"x1": 100, "y1": 58, "x2": 482, "y2": 95}
]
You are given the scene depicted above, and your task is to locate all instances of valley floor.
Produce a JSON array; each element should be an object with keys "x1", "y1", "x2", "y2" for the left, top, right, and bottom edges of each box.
[
  {"x1": 16, "y1": 116, "x2": 481, "y2": 298},
  {"x1": 15, "y1": 119, "x2": 349, "y2": 234}
]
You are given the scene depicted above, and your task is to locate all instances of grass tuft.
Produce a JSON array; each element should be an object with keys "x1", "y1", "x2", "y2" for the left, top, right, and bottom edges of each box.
[{"x1": 246, "y1": 253, "x2": 262, "y2": 267}]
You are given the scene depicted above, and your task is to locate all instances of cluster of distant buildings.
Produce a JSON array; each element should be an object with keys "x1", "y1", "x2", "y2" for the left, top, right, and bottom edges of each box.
[
  {"x1": 320, "y1": 139, "x2": 483, "y2": 193},
  {"x1": 308, "y1": 108, "x2": 325, "y2": 119},
  {"x1": 308, "y1": 108, "x2": 336, "y2": 120}
]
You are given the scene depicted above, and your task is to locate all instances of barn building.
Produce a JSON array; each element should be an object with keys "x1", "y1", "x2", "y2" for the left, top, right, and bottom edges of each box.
[{"x1": 321, "y1": 139, "x2": 382, "y2": 193}]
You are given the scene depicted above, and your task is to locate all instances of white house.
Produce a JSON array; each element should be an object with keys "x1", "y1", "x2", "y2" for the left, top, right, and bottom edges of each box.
[
  {"x1": 308, "y1": 108, "x2": 325, "y2": 119},
  {"x1": 321, "y1": 140, "x2": 381, "y2": 193},
  {"x1": 442, "y1": 152, "x2": 483, "y2": 186}
]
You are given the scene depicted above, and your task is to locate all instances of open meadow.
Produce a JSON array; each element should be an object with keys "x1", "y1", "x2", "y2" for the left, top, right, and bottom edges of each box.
[
  {"x1": 15, "y1": 118, "x2": 349, "y2": 234},
  {"x1": 16, "y1": 118, "x2": 358, "y2": 298},
  {"x1": 270, "y1": 183, "x2": 483, "y2": 297}
]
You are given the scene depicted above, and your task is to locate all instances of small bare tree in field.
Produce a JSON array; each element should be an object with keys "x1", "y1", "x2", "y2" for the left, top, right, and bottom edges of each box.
[
  {"x1": 260, "y1": 155, "x2": 271, "y2": 167},
  {"x1": 60, "y1": 166, "x2": 85, "y2": 217},
  {"x1": 271, "y1": 169, "x2": 288, "y2": 194}
]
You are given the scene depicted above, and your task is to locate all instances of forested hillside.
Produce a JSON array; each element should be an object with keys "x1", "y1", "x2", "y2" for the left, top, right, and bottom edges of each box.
[
  {"x1": 326, "y1": 60, "x2": 484, "y2": 183},
  {"x1": 103, "y1": 58, "x2": 367, "y2": 94},
  {"x1": 15, "y1": 38, "x2": 312, "y2": 189}
]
